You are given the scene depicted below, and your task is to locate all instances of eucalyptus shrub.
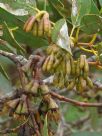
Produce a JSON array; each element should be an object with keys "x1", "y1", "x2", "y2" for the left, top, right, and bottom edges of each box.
[{"x1": 0, "y1": 0, "x2": 102, "y2": 135}]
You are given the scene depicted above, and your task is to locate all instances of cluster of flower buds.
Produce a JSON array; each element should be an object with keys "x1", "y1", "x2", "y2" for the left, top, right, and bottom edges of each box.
[
  {"x1": 75, "y1": 55, "x2": 93, "y2": 92},
  {"x1": 23, "y1": 11, "x2": 51, "y2": 37},
  {"x1": 25, "y1": 80, "x2": 50, "y2": 95},
  {"x1": 5, "y1": 81, "x2": 60, "y2": 136},
  {"x1": 39, "y1": 94, "x2": 60, "y2": 135},
  {"x1": 42, "y1": 44, "x2": 93, "y2": 92},
  {"x1": 53, "y1": 55, "x2": 93, "y2": 92},
  {"x1": 7, "y1": 95, "x2": 28, "y2": 118},
  {"x1": 42, "y1": 44, "x2": 73, "y2": 74}
]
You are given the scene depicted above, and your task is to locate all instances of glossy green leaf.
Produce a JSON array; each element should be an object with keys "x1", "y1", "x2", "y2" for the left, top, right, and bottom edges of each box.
[
  {"x1": 71, "y1": 0, "x2": 91, "y2": 26},
  {"x1": 80, "y1": 14, "x2": 102, "y2": 34},
  {"x1": 51, "y1": 19, "x2": 65, "y2": 43},
  {"x1": 71, "y1": 0, "x2": 99, "y2": 27},
  {"x1": 52, "y1": 19, "x2": 72, "y2": 54},
  {"x1": 2, "y1": 22, "x2": 25, "y2": 53},
  {"x1": 0, "y1": 0, "x2": 36, "y2": 14},
  {"x1": 42, "y1": 115, "x2": 48, "y2": 136},
  {"x1": 56, "y1": 23, "x2": 72, "y2": 54},
  {"x1": 0, "y1": 62, "x2": 9, "y2": 80}
]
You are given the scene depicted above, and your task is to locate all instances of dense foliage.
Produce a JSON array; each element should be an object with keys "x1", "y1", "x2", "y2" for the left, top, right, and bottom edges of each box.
[{"x1": 0, "y1": 0, "x2": 102, "y2": 136}]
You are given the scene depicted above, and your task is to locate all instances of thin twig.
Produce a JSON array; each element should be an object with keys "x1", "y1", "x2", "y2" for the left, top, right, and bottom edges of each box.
[
  {"x1": 30, "y1": 113, "x2": 40, "y2": 136},
  {"x1": 50, "y1": 91, "x2": 102, "y2": 107}
]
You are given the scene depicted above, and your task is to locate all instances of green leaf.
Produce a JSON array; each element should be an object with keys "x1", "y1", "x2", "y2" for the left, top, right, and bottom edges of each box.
[
  {"x1": 51, "y1": 19, "x2": 65, "y2": 43},
  {"x1": 71, "y1": 0, "x2": 99, "y2": 27},
  {"x1": 90, "y1": 0, "x2": 99, "y2": 14},
  {"x1": 52, "y1": 19, "x2": 72, "y2": 54},
  {"x1": 71, "y1": 0, "x2": 91, "y2": 26},
  {"x1": 13, "y1": 29, "x2": 49, "y2": 49},
  {"x1": 99, "y1": 0, "x2": 102, "y2": 6},
  {"x1": 0, "y1": 7, "x2": 24, "y2": 27},
  {"x1": 0, "y1": 0, "x2": 36, "y2": 14},
  {"x1": 2, "y1": 22, "x2": 25, "y2": 53},
  {"x1": 42, "y1": 115, "x2": 48, "y2": 136},
  {"x1": 0, "y1": 42, "x2": 15, "y2": 53},
  {"x1": 0, "y1": 63, "x2": 9, "y2": 80},
  {"x1": 80, "y1": 14, "x2": 102, "y2": 34},
  {"x1": 47, "y1": 0, "x2": 61, "y2": 20},
  {"x1": 48, "y1": 0, "x2": 70, "y2": 18}
]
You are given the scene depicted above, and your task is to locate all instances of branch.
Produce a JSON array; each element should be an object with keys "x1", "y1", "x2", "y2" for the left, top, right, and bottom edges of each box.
[
  {"x1": 0, "y1": 50, "x2": 27, "y2": 66},
  {"x1": 50, "y1": 91, "x2": 102, "y2": 107},
  {"x1": 1, "y1": 83, "x2": 102, "y2": 112}
]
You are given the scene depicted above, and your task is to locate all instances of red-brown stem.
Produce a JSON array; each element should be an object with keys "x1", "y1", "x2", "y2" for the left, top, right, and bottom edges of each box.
[
  {"x1": 50, "y1": 92, "x2": 102, "y2": 107},
  {"x1": 30, "y1": 113, "x2": 40, "y2": 136}
]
